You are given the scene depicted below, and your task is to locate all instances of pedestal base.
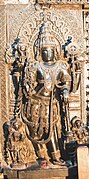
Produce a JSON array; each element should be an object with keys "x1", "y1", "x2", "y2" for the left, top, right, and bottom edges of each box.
[{"x1": 4, "y1": 167, "x2": 68, "y2": 179}]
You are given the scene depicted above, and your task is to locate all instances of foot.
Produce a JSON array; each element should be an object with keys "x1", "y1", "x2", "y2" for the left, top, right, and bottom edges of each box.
[{"x1": 53, "y1": 159, "x2": 66, "y2": 166}]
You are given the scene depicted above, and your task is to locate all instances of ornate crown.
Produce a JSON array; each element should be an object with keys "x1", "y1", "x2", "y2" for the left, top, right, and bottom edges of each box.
[
  {"x1": 39, "y1": 22, "x2": 56, "y2": 48},
  {"x1": 34, "y1": 21, "x2": 57, "y2": 51}
]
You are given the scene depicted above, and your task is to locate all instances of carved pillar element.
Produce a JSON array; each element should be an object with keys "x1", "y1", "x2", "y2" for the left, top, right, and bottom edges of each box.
[
  {"x1": 0, "y1": 4, "x2": 8, "y2": 162},
  {"x1": 80, "y1": 59, "x2": 87, "y2": 124},
  {"x1": 83, "y1": 6, "x2": 89, "y2": 123},
  {"x1": 77, "y1": 146, "x2": 89, "y2": 179},
  {"x1": 84, "y1": 10, "x2": 89, "y2": 55},
  {"x1": 78, "y1": 55, "x2": 89, "y2": 125}
]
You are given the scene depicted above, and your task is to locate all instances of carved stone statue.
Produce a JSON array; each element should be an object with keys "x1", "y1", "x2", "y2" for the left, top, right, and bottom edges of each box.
[
  {"x1": 21, "y1": 22, "x2": 72, "y2": 166},
  {"x1": 4, "y1": 20, "x2": 89, "y2": 169},
  {"x1": 8, "y1": 119, "x2": 26, "y2": 164}
]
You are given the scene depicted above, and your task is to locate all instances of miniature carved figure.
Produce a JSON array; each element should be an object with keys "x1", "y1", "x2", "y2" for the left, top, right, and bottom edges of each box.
[
  {"x1": 71, "y1": 116, "x2": 89, "y2": 144},
  {"x1": 7, "y1": 119, "x2": 26, "y2": 165}
]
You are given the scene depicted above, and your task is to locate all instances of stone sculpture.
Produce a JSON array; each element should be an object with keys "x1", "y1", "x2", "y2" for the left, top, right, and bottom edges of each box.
[{"x1": 4, "y1": 13, "x2": 89, "y2": 170}]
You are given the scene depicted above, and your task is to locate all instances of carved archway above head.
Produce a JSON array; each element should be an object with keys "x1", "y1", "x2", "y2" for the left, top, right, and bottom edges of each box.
[{"x1": 17, "y1": 10, "x2": 69, "y2": 59}]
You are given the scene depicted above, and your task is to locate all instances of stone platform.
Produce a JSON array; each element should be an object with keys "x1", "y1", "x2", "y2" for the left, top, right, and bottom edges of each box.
[{"x1": 3, "y1": 167, "x2": 68, "y2": 179}]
